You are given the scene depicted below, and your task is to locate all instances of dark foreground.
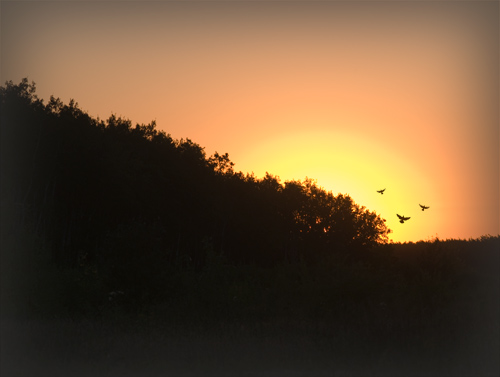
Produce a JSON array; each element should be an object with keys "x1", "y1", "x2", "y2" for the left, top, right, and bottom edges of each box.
[{"x1": 2, "y1": 237, "x2": 499, "y2": 376}]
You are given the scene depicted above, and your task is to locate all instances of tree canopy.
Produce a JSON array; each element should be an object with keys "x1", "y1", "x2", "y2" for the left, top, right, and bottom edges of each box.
[{"x1": 1, "y1": 78, "x2": 390, "y2": 294}]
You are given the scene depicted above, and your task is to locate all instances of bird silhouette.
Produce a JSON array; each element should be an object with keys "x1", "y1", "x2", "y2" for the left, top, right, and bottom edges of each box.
[
  {"x1": 419, "y1": 204, "x2": 429, "y2": 211},
  {"x1": 397, "y1": 214, "x2": 411, "y2": 224},
  {"x1": 377, "y1": 188, "x2": 386, "y2": 194}
]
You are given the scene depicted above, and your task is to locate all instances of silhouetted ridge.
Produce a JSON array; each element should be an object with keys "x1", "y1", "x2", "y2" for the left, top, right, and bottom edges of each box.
[
  {"x1": 1, "y1": 78, "x2": 390, "y2": 299},
  {"x1": 3, "y1": 79, "x2": 499, "y2": 377}
]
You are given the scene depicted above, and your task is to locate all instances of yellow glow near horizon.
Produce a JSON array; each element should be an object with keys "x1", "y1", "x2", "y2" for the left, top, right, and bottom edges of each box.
[{"x1": 232, "y1": 118, "x2": 439, "y2": 242}]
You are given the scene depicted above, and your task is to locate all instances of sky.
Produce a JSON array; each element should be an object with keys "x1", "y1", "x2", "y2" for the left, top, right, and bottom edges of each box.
[{"x1": 1, "y1": 1, "x2": 498, "y2": 243}]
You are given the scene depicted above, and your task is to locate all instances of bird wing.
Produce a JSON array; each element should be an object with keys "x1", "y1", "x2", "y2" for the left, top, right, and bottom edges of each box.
[
  {"x1": 403, "y1": 216, "x2": 411, "y2": 221},
  {"x1": 397, "y1": 214, "x2": 403, "y2": 220}
]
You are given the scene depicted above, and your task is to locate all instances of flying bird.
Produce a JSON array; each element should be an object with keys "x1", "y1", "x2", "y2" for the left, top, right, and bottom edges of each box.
[
  {"x1": 397, "y1": 214, "x2": 411, "y2": 224},
  {"x1": 419, "y1": 204, "x2": 429, "y2": 211},
  {"x1": 377, "y1": 188, "x2": 386, "y2": 194}
]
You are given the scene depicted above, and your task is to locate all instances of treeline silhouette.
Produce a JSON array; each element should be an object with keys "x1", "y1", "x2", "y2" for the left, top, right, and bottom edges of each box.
[
  {"x1": 1, "y1": 79, "x2": 390, "y2": 306},
  {"x1": 2, "y1": 79, "x2": 499, "y2": 376}
]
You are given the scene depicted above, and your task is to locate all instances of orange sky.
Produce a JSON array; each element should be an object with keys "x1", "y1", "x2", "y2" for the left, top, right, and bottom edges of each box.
[{"x1": 2, "y1": 1, "x2": 498, "y2": 242}]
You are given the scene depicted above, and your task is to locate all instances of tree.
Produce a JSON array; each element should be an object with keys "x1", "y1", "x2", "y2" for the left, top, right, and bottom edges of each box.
[{"x1": 208, "y1": 152, "x2": 235, "y2": 176}]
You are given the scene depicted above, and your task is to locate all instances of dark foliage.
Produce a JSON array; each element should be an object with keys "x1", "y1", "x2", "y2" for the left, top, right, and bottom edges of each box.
[
  {"x1": 1, "y1": 79, "x2": 390, "y2": 307},
  {"x1": 1, "y1": 79, "x2": 498, "y2": 376}
]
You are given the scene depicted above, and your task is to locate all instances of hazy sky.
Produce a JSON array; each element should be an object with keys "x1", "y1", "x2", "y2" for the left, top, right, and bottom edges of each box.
[{"x1": 2, "y1": 1, "x2": 498, "y2": 242}]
